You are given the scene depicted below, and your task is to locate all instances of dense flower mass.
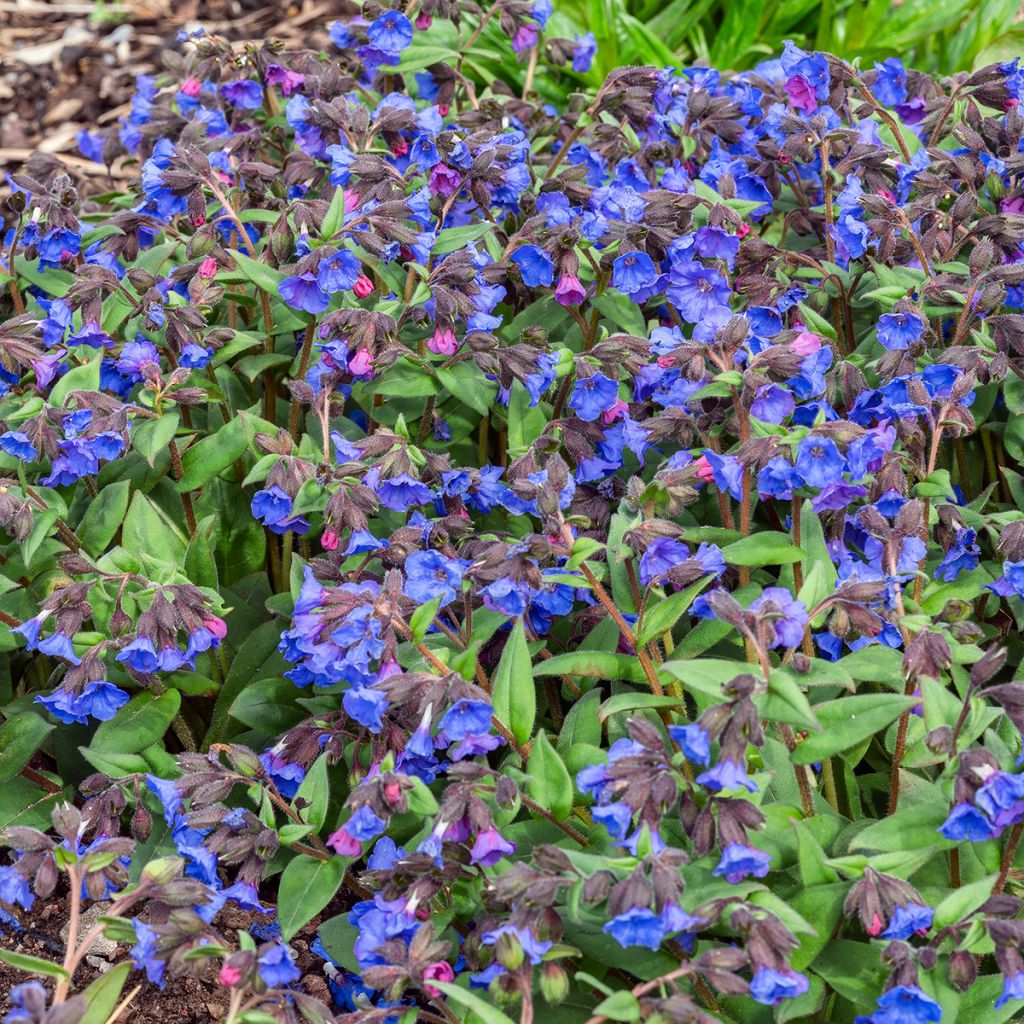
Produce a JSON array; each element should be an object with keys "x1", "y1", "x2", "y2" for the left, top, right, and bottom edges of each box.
[{"x1": 3, "y1": 5, "x2": 1024, "y2": 1024}]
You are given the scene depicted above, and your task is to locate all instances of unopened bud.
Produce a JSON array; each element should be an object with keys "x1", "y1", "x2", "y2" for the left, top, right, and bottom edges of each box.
[{"x1": 540, "y1": 963, "x2": 569, "y2": 1004}]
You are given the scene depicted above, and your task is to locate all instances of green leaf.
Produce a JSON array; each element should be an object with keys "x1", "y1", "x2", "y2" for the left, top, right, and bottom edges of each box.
[
  {"x1": 437, "y1": 362, "x2": 498, "y2": 416},
  {"x1": 761, "y1": 669, "x2": 820, "y2": 731},
  {"x1": 231, "y1": 249, "x2": 290, "y2": 295},
  {"x1": 796, "y1": 301, "x2": 837, "y2": 341},
  {"x1": 317, "y1": 915, "x2": 362, "y2": 973},
  {"x1": 133, "y1": 412, "x2": 179, "y2": 468},
  {"x1": 491, "y1": 619, "x2": 534, "y2": 747},
  {"x1": 78, "y1": 479, "x2": 131, "y2": 556},
  {"x1": 558, "y1": 688, "x2": 602, "y2": 755},
  {"x1": 409, "y1": 595, "x2": 443, "y2": 644},
  {"x1": 294, "y1": 753, "x2": 330, "y2": 830},
  {"x1": 721, "y1": 532, "x2": 806, "y2": 566},
  {"x1": 535, "y1": 652, "x2": 647, "y2": 684},
  {"x1": 91, "y1": 691, "x2": 182, "y2": 755},
  {"x1": 791, "y1": 694, "x2": 918, "y2": 764},
  {"x1": 593, "y1": 992, "x2": 641, "y2": 1022},
  {"x1": 278, "y1": 854, "x2": 348, "y2": 941},
  {"x1": 320, "y1": 185, "x2": 348, "y2": 239},
  {"x1": 48, "y1": 351, "x2": 103, "y2": 407},
  {"x1": 934, "y1": 874, "x2": 999, "y2": 929},
  {"x1": 185, "y1": 514, "x2": 219, "y2": 590},
  {"x1": 176, "y1": 417, "x2": 248, "y2": 491},
  {"x1": 80, "y1": 962, "x2": 131, "y2": 1024},
  {"x1": 0, "y1": 712, "x2": 54, "y2": 783},
  {"x1": 637, "y1": 576, "x2": 712, "y2": 647},
  {"x1": 430, "y1": 982, "x2": 517, "y2": 1024},
  {"x1": 598, "y1": 692, "x2": 679, "y2": 722},
  {"x1": 121, "y1": 492, "x2": 187, "y2": 565},
  {"x1": 525, "y1": 732, "x2": 573, "y2": 820},
  {"x1": 0, "y1": 948, "x2": 69, "y2": 980}
]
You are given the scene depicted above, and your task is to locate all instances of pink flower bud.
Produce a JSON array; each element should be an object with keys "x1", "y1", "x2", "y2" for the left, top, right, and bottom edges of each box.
[
  {"x1": 353, "y1": 275, "x2": 374, "y2": 298},
  {"x1": 554, "y1": 274, "x2": 586, "y2": 306},
  {"x1": 203, "y1": 616, "x2": 228, "y2": 640},
  {"x1": 343, "y1": 189, "x2": 361, "y2": 213},
  {"x1": 867, "y1": 912, "x2": 884, "y2": 937},
  {"x1": 348, "y1": 348, "x2": 373, "y2": 376},
  {"x1": 199, "y1": 257, "x2": 218, "y2": 279},
  {"x1": 392, "y1": 139, "x2": 409, "y2": 157},
  {"x1": 322, "y1": 529, "x2": 340, "y2": 551},
  {"x1": 415, "y1": 12, "x2": 433, "y2": 29},
  {"x1": 220, "y1": 964, "x2": 242, "y2": 987},
  {"x1": 422, "y1": 961, "x2": 455, "y2": 998},
  {"x1": 737, "y1": 223, "x2": 751, "y2": 239},
  {"x1": 601, "y1": 398, "x2": 628, "y2": 425},
  {"x1": 656, "y1": 355, "x2": 675, "y2": 369},
  {"x1": 427, "y1": 326, "x2": 460, "y2": 356},
  {"x1": 326, "y1": 828, "x2": 361, "y2": 856},
  {"x1": 384, "y1": 781, "x2": 403, "y2": 805},
  {"x1": 438, "y1": 103, "x2": 450, "y2": 117},
  {"x1": 693, "y1": 455, "x2": 715, "y2": 483},
  {"x1": 191, "y1": 214, "x2": 206, "y2": 227},
  {"x1": 181, "y1": 77, "x2": 202, "y2": 98},
  {"x1": 790, "y1": 331, "x2": 822, "y2": 357}
]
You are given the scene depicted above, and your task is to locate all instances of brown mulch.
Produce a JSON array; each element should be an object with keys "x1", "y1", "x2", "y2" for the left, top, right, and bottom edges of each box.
[{"x1": 0, "y1": 0, "x2": 356, "y2": 173}]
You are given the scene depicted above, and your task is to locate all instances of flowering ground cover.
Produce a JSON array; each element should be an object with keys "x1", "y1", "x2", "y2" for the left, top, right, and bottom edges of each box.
[{"x1": 3, "y1": 5, "x2": 1024, "y2": 1024}]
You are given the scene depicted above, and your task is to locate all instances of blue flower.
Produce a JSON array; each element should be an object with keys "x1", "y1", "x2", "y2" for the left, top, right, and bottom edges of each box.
[
  {"x1": 258, "y1": 942, "x2": 301, "y2": 988},
  {"x1": 939, "y1": 802, "x2": 994, "y2": 842},
  {"x1": 374, "y1": 471, "x2": 433, "y2": 511},
  {"x1": 877, "y1": 311, "x2": 925, "y2": 350},
  {"x1": 0, "y1": 866, "x2": 34, "y2": 910},
  {"x1": 366, "y1": 11, "x2": 414, "y2": 54},
  {"x1": 440, "y1": 698, "x2": 493, "y2": 740},
  {"x1": 869, "y1": 985, "x2": 942, "y2": 1024},
  {"x1": 750, "y1": 385, "x2": 794, "y2": 424},
  {"x1": 603, "y1": 907, "x2": 665, "y2": 950},
  {"x1": 638, "y1": 537, "x2": 690, "y2": 586},
  {"x1": 569, "y1": 373, "x2": 619, "y2": 421},
  {"x1": 697, "y1": 758, "x2": 757, "y2": 793},
  {"x1": 221, "y1": 79, "x2": 264, "y2": 109},
  {"x1": 795, "y1": 436, "x2": 846, "y2": 488},
  {"x1": 882, "y1": 904, "x2": 934, "y2": 941},
  {"x1": 343, "y1": 686, "x2": 388, "y2": 732},
  {"x1": 345, "y1": 805, "x2": 387, "y2": 841},
  {"x1": 712, "y1": 842, "x2": 771, "y2": 883},
  {"x1": 116, "y1": 637, "x2": 159, "y2": 674},
  {"x1": 404, "y1": 549, "x2": 466, "y2": 607},
  {"x1": 749, "y1": 587, "x2": 808, "y2": 649},
  {"x1": 130, "y1": 919, "x2": 165, "y2": 987},
  {"x1": 511, "y1": 244, "x2": 554, "y2": 287},
  {"x1": 935, "y1": 528, "x2": 979, "y2": 582},
  {"x1": 36, "y1": 681, "x2": 129, "y2": 725},
  {"x1": 0, "y1": 432, "x2": 36, "y2": 461},
  {"x1": 318, "y1": 249, "x2": 362, "y2": 293},
  {"x1": 873, "y1": 58, "x2": 908, "y2": 107},
  {"x1": 251, "y1": 486, "x2": 308, "y2": 535},
  {"x1": 750, "y1": 968, "x2": 810, "y2": 1005},
  {"x1": 572, "y1": 32, "x2": 597, "y2": 73},
  {"x1": 996, "y1": 972, "x2": 1024, "y2": 1009},
  {"x1": 666, "y1": 260, "x2": 730, "y2": 322},
  {"x1": 612, "y1": 251, "x2": 657, "y2": 296},
  {"x1": 280, "y1": 271, "x2": 330, "y2": 314},
  {"x1": 668, "y1": 724, "x2": 711, "y2": 766}
]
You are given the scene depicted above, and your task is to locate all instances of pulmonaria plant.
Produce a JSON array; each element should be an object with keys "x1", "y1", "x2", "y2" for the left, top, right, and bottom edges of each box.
[{"x1": 5, "y1": 4, "x2": 1024, "y2": 1023}]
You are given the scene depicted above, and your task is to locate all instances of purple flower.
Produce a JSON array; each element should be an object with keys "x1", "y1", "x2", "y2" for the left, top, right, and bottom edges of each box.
[
  {"x1": 280, "y1": 271, "x2": 329, "y2": 314},
  {"x1": 572, "y1": 32, "x2": 597, "y2": 73},
  {"x1": 712, "y1": 842, "x2": 771, "y2": 884},
  {"x1": 877, "y1": 311, "x2": 925, "y2": 350},
  {"x1": 668, "y1": 724, "x2": 711, "y2": 766},
  {"x1": 258, "y1": 942, "x2": 301, "y2": 988},
  {"x1": 996, "y1": 972, "x2": 1024, "y2": 1009},
  {"x1": 570, "y1": 372, "x2": 619, "y2": 422},
  {"x1": 367, "y1": 11, "x2": 413, "y2": 53},
  {"x1": 869, "y1": 985, "x2": 941, "y2": 1023},
  {"x1": 603, "y1": 907, "x2": 665, "y2": 950},
  {"x1": 697, "y1": 758, "x2": 757, "y2": 793},
  {"x1": 470, "y1": 827, "x2": 515, "y2": 866},
  {"x1": 404, "y1": 549, "x2": 466, "y2": 607},
  {"x1": 554, "y1": 274, "x2": 586, "y2": 306},
  {"x1": 638, "y1": 537, "x2": 690, "y2": 586},
  {"x1": 750, "y1": 968, "x2": 810, "y2": 1005},
  {"x1": 882, "y1": 904, "x2": 934, "y2": 941},
  {"x1": 939, "y1": 802, "x2": 994, "y2": 842},
  {"x1": 612, "y1": 251, "x2": 657, "y2": 296},
  {"x1": 749, "y1": 587, "x2": 808, "y2": 648},
  {"x1": 750, "y1": 384, "x2": 794, "y2": 424},
  {"x1": 511, "y1": 244, "x2": 553, "y2": 287},
  {"x1": 221, "y1": 80, "x2": 264, "y2": 109},
  {"x1": 666, "y1": 260, "x2": 730, "y2": 322},
  {"x1": 795, "y1": 436, "x2": 846, "y2": 488}
]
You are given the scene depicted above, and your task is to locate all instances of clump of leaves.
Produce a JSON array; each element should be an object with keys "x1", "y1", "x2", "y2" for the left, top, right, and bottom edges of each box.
[{"x1": 4, "y1": 5, "x2": 1024, "y2": 1024}]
